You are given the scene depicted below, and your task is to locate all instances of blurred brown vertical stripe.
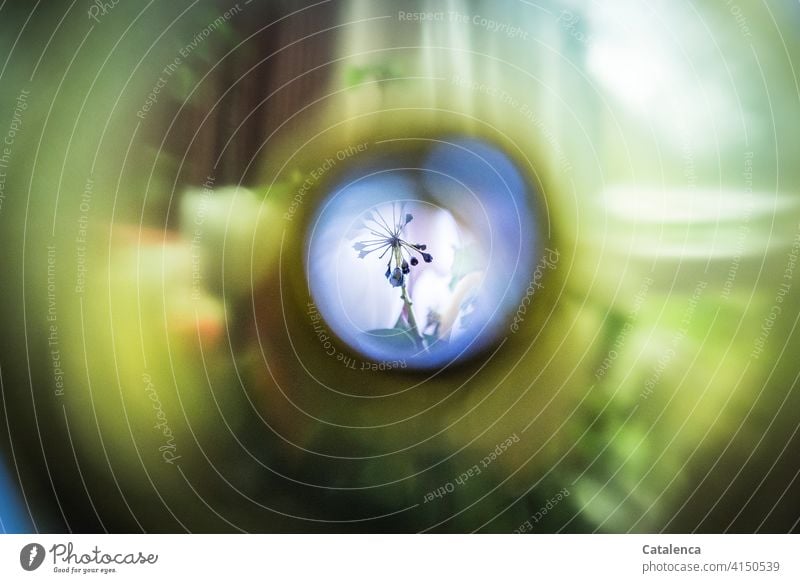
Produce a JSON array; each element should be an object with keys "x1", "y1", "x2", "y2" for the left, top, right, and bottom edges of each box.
[{"x1": 175, "y1": 0, "x2": 339, "y2": 186}]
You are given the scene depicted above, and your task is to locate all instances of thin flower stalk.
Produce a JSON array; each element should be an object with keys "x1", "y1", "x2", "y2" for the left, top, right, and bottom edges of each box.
[{"x1": 352, "y1": 205, "x2": 433, "y2": 345}]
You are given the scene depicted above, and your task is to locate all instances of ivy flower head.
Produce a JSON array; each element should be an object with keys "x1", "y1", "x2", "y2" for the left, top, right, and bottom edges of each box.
[{"x1": 352, "y1": 206, "x2": 433, "y2": 288}]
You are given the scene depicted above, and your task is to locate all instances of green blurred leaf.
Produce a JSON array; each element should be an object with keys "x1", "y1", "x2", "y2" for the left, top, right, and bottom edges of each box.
[{"x1": 364, "y1": 328, "x2": 419, "y2": 352}]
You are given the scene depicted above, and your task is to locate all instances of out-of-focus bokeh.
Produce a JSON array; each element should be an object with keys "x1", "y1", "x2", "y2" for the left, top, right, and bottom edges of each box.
[{"x1": 0, "y1": 0, "x2": 799, "y2": 533}]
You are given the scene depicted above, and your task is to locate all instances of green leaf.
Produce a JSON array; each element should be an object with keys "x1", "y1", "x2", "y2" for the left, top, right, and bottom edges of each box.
[{"x1": 362, "y1": 328, "x2": 419, "y2": 353}]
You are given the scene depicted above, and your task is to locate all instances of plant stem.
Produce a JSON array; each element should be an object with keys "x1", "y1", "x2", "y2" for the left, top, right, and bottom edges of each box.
[
  {"x1": 400, "y1": 283, "x2": 424, "y2": 348},
  {"x1": 395, "y1": 246, "x2": 425, "y2": 349}
]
